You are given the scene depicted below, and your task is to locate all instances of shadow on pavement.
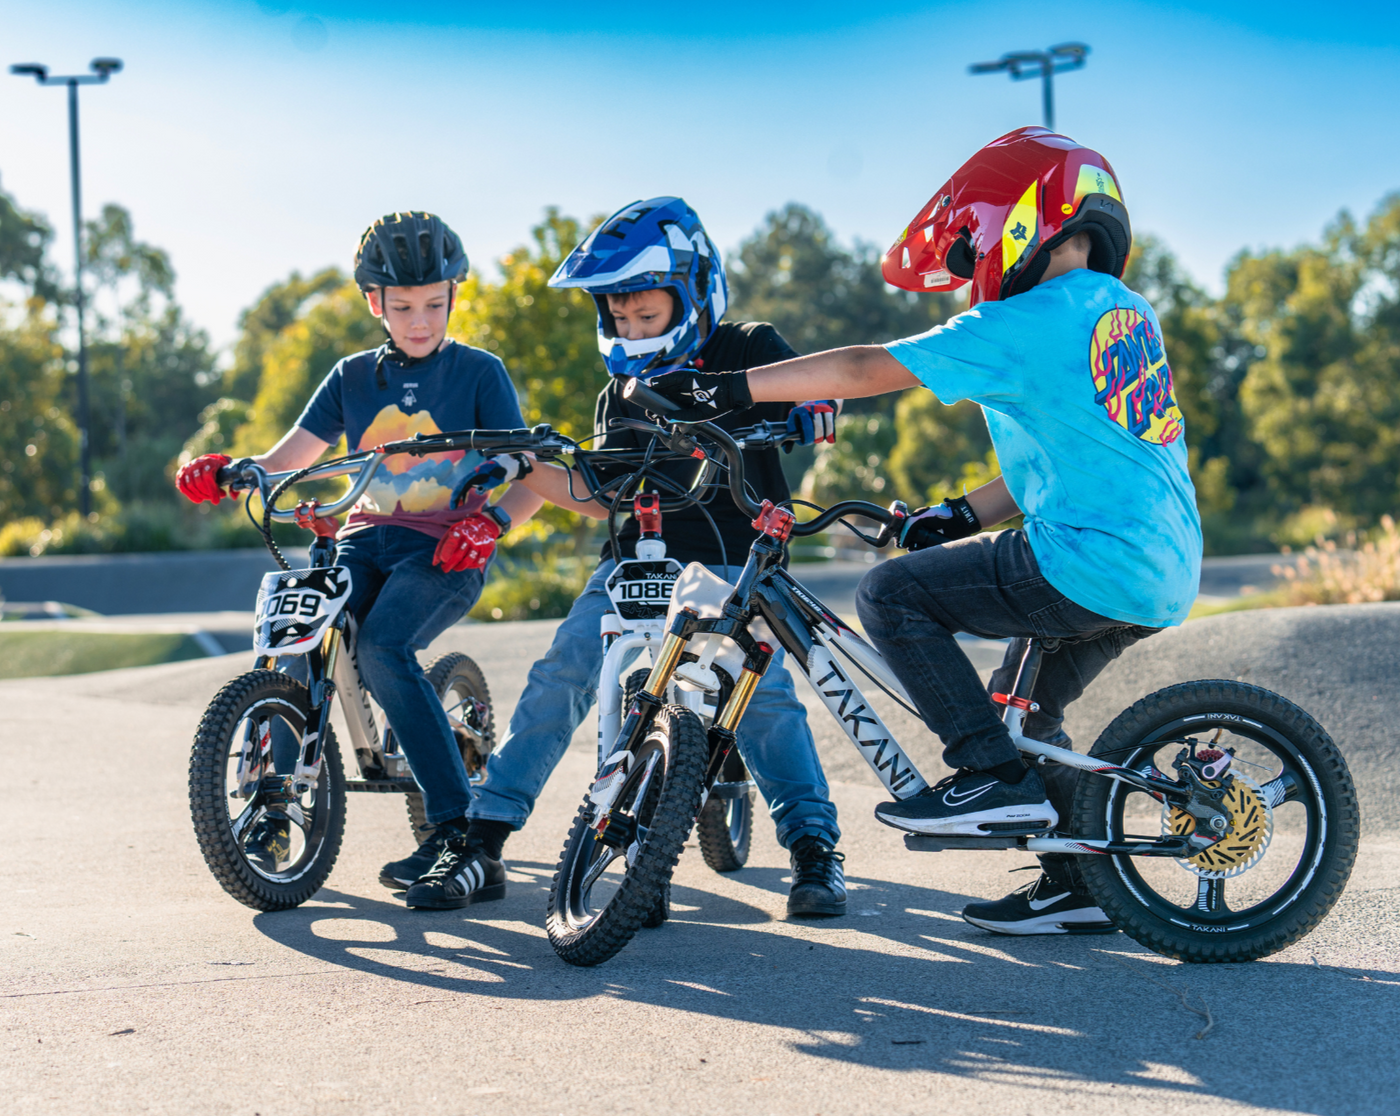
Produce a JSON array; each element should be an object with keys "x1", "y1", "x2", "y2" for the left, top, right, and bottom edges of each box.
[{"x1": 251, "y1": 866, "x2": 1399, "y2": 1116}]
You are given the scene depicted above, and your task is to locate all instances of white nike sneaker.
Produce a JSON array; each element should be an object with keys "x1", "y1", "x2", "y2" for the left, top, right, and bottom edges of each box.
[
  {"x1": 962, "y1": 873, "x2": 1116, "y2": 935},
  {"x1": 873, "y1": 767, "x2": 1057, "y2": 836}
]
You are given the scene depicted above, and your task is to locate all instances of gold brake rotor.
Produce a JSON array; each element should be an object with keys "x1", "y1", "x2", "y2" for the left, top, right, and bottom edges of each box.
[{"x1": 1163, "y1": 772, "x2": 1273, "y2": 878}]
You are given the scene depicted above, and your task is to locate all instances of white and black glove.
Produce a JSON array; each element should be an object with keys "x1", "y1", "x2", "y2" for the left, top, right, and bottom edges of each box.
[{"x1": 898, "y1": 496, "x2": 981, "y2": 550}]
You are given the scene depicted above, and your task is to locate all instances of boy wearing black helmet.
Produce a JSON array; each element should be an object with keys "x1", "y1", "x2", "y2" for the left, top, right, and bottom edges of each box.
[
  {"x1": 397, "y1": 197, "x2": 849, "y2": 918},
  {"x1": 644, "y1": 130, "x2": 1203, "y2": 937},
  {"x1": 177, "y1": 212, "x2": 542, "y2": 889}
]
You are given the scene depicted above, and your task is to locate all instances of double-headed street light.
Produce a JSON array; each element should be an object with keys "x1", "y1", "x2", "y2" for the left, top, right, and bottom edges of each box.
[
  {"x1": 10, "y1": 57, "x2": 124, "y2": 517},
  {"x1": 970, "y1": 43, "x2": 1088, "y2": 133}
]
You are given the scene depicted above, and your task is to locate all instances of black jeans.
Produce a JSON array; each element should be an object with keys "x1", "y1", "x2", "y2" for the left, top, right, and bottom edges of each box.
[{"x1": 855, "y1": 530, "x2": 1160, "y2": 832}]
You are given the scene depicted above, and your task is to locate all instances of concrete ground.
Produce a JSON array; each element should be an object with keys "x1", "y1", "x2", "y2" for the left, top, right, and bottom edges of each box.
[{"x1": 2, "y1": 606, "x2": 1397, "y2": 1116}]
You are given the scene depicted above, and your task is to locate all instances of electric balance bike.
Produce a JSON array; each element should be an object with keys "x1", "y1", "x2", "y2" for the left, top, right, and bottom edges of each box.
[
  {"x1": 187, "y1": 450, "x2": 495, "y2": 910},
  {"x1": 541, "y1": 379, "x2": 1358, "y2": 966}
]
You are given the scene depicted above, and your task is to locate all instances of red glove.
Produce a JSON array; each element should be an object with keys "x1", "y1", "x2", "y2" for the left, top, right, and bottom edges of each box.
[
  {"x1": 433, "y1": 514, "x2": 501, "y2": 572},
  {"x1": 176, "y1": 453, "x2": 232, "y2": 505}
]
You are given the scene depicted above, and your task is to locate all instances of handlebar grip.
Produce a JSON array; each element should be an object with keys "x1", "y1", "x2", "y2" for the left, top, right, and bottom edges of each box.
[
  {"x1": 621, "y1": 378, "x2": 680, "y2": 414},
  {"x1": 215, "y1": 465, "x2": 238, "y2": 487}
]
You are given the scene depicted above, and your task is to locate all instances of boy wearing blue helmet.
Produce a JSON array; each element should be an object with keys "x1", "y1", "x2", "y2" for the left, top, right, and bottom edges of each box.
[{"x1": 400, "y1": 197, "x2": 847, "y2": 918}]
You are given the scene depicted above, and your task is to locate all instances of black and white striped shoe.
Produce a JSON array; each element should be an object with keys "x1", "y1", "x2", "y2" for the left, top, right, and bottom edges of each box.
[{"x1": 403, "y1": 837, "x2": 507, "y2": 911}]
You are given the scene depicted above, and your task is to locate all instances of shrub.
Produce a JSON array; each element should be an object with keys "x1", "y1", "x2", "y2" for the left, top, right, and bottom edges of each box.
[{"x1": 1274, "y1": 516, "x2": 1400, "y2": 605}]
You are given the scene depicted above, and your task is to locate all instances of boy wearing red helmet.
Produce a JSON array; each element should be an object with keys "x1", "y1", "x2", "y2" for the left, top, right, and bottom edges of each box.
[{"x1": 646, "y1": 128, "x2": 1203, "y2": 936}]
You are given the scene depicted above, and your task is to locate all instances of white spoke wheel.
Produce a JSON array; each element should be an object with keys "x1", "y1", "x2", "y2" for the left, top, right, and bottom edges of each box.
[
  {"x1": 189, "y1": 669, "x2": 346, "y2": 911},
  {"x1": 1072, "y1": 680, "x2": 1358, "y2": 962},
  {"x1": 547, "y1": 705, "x2": 707, "y2": 966}
]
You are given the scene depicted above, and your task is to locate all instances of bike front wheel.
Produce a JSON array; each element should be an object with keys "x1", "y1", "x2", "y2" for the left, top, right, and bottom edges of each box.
[
  {"x1": 547, "y1": 705, "x2": 707, "y2": 966},
  {"x1": 1072, "y1": 680, "x2": 1358, "y2": 962},
  {"x1": 696, "y1": 748, "x2": 754, "y2": 873},
  {"x1": 189, "y1": 669, "x2": 347, "y2": 911}
]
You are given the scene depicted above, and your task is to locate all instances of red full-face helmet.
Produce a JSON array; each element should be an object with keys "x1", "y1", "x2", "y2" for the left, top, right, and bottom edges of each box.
[{"x1": 882, "y1": 127, "x2": 1132, "y2": 307}]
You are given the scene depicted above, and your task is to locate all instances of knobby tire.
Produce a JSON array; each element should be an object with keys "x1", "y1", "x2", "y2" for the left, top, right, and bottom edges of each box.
[{"x1": 1073, "y1": 679, "x2": 1358, "y2": 962}]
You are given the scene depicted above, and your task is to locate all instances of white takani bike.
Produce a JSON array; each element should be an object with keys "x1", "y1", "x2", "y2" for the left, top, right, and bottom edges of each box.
[
  {"x1": 187, "y1": 449, "x2": 495, "y2": 911},
  {"x1": 596, "y1": 488, "x2": 758, "y2": 878},
  {"x1": 541, "y1": 379, "x2": 1359, "y2": 967}
]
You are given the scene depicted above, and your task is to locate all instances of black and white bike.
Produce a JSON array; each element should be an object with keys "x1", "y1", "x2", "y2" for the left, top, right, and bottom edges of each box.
[
  {"x1": 187, "y1": 449, "x2": 495, "y2": 911},
  {"x1": 597, "y1": 490, "x2": 757, "y2": 876},
  {"x1": 540, "y1": 379, "x2": 1359, "y2": 966}
]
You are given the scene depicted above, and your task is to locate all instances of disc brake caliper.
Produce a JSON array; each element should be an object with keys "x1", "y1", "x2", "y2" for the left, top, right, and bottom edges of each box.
[{"x1": 1164, "y1": 747, "x2": 1273, "y2": 877}]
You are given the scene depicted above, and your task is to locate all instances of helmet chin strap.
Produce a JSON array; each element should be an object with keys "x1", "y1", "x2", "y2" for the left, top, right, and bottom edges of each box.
[{"x1": 372, "y1": 286, "x2": 456, "y2": 389}]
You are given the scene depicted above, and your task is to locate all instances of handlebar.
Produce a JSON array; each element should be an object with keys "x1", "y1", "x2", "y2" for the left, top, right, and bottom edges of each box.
[{"x1": 217, "y1": 452, "x2": 385, "y2": 522}]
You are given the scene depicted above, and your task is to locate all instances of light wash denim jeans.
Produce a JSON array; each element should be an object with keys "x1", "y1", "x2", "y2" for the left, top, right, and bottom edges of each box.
[
  {"x1": 272, "y1": 526, "x2": 486, "y2": 825},
  {"x1": 468, "y1": 560, "x2": 840, "y2": 849}
]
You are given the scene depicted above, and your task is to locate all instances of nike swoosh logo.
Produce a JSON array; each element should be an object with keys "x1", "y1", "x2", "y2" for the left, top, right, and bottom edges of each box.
[
  {"x1": 942, "y1": 781, "x2": 998, "y2": 806},
  {"x1": 1027, "y1": 894, "x2": 1063, "y2": 911}
]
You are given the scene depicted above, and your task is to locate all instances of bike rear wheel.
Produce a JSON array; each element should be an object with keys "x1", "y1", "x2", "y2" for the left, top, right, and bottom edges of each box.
[
  {"x1": 1073, "y1": 680, "x2": 1358, "y2": 962},
  {"x1": 189, "y1": 669, "x2": 346, "y2": 911},
  {"x1": 547, "y1": 705, "x2": 707, "y2": 966},
  {"x1": 404, "y1": 652, "x2": 495, "y2": 842}
]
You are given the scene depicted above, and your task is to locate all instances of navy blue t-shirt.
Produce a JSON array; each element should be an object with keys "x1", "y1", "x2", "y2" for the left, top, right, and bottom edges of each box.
[{"x1": 296, "y1": 340, "x2": 526, "y2": 539}]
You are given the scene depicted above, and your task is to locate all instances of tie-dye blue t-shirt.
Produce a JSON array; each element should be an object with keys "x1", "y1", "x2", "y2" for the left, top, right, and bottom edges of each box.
[
  {"x1": 296, "y1": 340, "x2": 526, "y2": 540},
  {"x1": 885, "y1": 270, "x2": 1201, "y2": 628}
]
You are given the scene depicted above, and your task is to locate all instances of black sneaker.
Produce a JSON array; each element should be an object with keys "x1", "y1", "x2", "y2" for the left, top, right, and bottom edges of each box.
[
  {"x1": 244, "y1": 815, "x2": 291, "y2": 872},
  {"x1": 962, "y1": 873, "x2": 1117, "y2": 935},
  {"x1": 403, "y1": 835, "x2": 507, "y2": 911},
  {"x1": 874, "y1": 767, "x2": 1057, "y2": 836},
  {"x1": 787, "y1": 836, "x2": 847, "y2": 918},
  {"x1": 379, "y1": 826, "x2": 454, "y2": 891}
]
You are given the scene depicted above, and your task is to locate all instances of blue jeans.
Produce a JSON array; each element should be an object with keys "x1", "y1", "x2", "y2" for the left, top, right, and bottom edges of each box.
[
  {"x1": 273, "y1": 526, "x2": 486, "y2": 824},
  {"x1": 468, "y1": 561, "x2": 840, "y2": 849}
]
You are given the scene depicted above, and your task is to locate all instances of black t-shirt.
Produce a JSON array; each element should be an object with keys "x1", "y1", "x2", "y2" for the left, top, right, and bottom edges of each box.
[{"x1": 593, "y1": 321, "x2": 798, "y2": 567}]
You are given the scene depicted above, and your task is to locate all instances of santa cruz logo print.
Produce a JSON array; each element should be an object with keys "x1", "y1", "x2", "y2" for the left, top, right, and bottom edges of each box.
[{"x1": 1088, "y1": 308, "x2": 1184, "y2": 445}]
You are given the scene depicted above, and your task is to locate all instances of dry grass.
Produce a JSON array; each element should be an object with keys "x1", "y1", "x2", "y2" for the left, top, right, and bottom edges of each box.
[{"x1": 1274, "y1": 515, "x2": 1400, "y2": 605}]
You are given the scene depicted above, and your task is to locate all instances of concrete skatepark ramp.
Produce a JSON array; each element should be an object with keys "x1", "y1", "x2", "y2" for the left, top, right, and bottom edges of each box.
[{"x1": 1, "y1": 603, "x2": 1396, "y2": 1115}]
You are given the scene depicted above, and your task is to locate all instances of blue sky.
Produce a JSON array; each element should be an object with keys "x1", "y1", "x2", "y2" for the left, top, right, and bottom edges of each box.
[{"x1": 3, "y1": 1, "x2": 1399, "y2": 353}]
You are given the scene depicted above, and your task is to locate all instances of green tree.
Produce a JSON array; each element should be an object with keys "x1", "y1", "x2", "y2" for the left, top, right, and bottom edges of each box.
[
  {"x1": 0, "y1": 175, "x2": 58, "y2": 299},
  {"x1": 726, "y1": 203, "x2": 961, "y2": 412},
  {"x1": 1231, "y1": 196, "x2": 1400, "y2": 538},
  {"x1": 73, "y1": 205, "x2": 221, "y2": 503},
  {"x1": 0, "y1": 312, "x2": 78, "y2": 523},
  {"x1": 230, "y1": 280, "x2": 380, "y2": 455},
  {"x1": 448, "y1": 208, "x2": 603, "y2": 439},
  {"x1": 222, "y1": 268, "x2": 346, "y2": 403}
]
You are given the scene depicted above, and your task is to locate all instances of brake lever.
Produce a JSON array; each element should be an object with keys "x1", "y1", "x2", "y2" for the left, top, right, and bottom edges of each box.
[{"x1": 872, "y1": 501, "x2": 909, "y2": 549}]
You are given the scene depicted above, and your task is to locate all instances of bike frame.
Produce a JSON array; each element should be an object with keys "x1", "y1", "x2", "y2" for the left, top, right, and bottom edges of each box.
[{"x1": 590, "y1": 411, "x2": 1238, "y2": 863}]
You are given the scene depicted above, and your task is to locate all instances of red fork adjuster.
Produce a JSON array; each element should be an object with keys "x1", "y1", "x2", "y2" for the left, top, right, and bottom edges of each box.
[
  {"x1": 991, "y1": 692, "x2": 1039, "y2": 712},
  {"x1": 751, "y1": 500, "x2": 796, "y2": 542}
]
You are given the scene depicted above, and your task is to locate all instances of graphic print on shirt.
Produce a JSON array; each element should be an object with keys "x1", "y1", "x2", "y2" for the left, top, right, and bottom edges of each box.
[
  {"x1": 356, "y1": 404, "x2": 481, "y2": 514},
  {"x1": 1088, "y1": 307, "x2": 1184, "y2": 445}
]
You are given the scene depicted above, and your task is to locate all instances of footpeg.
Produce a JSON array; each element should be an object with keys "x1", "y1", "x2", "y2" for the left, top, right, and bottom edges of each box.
[{"x1": 904, "y1": 832, "x2": 1049, "y2": 852}]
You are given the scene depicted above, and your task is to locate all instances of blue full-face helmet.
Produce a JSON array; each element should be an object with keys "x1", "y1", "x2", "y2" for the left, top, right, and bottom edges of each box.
[{"x1": 549, "y1": 197, "x2": 728, "y2": 380}]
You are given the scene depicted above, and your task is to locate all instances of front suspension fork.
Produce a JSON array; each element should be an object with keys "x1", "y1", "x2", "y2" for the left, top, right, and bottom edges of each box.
[{"x1": 292, "y1": 619, "x2": 343, "y2": 794}]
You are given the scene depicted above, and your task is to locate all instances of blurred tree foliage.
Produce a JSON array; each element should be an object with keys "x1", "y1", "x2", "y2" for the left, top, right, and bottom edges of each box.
[
  {"x1": 448, "y1": 207, "x2": 607, "y2": 562},
  {"x1": 80, "y1": 205, "x2": 221, "y2": 503},
  {"x1": 229, "y1": 278, "x2": 379, "y2": 454},
  {"x1": 727, "y1": 203, "x2": 962, "y2": 415}
]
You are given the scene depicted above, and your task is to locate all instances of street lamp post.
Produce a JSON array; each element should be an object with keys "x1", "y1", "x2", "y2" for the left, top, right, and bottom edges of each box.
[
  {"x1": 10, "y1": 57, "x2": 124, "y2": 517},
  {"x1": 969, "y1": 44, "x2": 1088, "y2": 132}
]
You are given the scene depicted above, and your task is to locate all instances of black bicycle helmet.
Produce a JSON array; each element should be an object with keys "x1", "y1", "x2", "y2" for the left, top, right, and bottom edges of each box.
[{"x1": 353, "y1": 211, "x2": 468, "y2": 292}]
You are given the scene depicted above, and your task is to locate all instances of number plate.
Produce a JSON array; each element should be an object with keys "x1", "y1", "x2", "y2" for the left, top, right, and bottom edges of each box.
[
  {"x1": 606, "y1": 559, "x2": 682, "y2": 624},
  {"x1": 253, "y1": 566, "x2": 353, "y2": 655}
]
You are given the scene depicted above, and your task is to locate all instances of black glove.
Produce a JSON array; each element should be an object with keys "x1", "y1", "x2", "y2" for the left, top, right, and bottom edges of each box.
[
  {"x1": 898, "y1": 496, "x2": 981, "y2": 550},
  {"x1": 644, "y1": 367, "x2": 754, "y2": 421}
]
